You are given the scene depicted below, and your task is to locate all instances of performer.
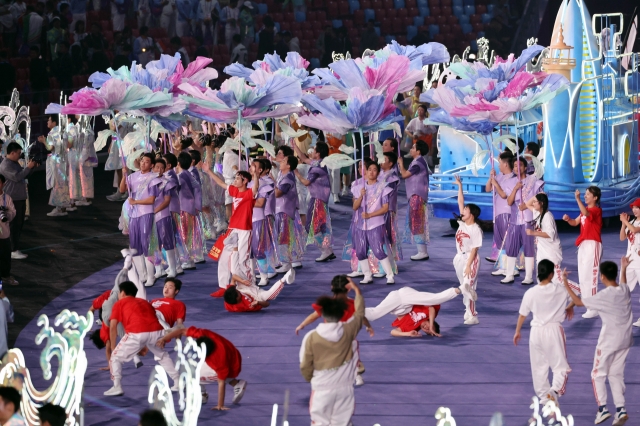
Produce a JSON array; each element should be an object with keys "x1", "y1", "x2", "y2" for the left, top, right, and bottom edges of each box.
[
  {"x1": 562, "y1": 258, "x2": 632, "y2": 426},
  {"x1": 501, "y1": 157, "x2": 544, "y2": 285},
  {"x1": 295, "y1": 275, "x2": 374, "y2": 386},
  {"x1": 514, "y1": 259, "x2": 572, "y2": 407},
  {"x1": 120, "y1": 153, "x2": 160, "y2": 287},
  {"x1": 151, "y1": 278, "x2": 186, "y2": 330},
  {"x1": 157, "y1": 326, "x2": 247, "y2": 410},
  {"x1": 149, "y1": 159, "x2": 179, "y2": 279},
  {"x1": 222, "y1": 146, "x2": 247, "y2": 220},
  {"x1": 344, "y1": 158, "x2": 375, "y2": 278},
  {"x1": 351, "y1": 162, "x2": 395, "y2": 284},
  {"x1": 42, "y1": 115, "x2": 71, "y2": 217},
  {"x1": 260, "y1": 159, "x2": 279, "y2": 279},
  {"x1": 364, "y1": 285, "x2": 475, "y2": 337},
  {"x1": 299, "y1": 280, "x2": 364, "y2": 426},
  {"x1": 176, "y1": 152, "x2": 205, "y2": 270},
  {"x1": 293, "y1": 141, "x2": 336, "y2": 263},
  {"x1": 162, "y1": 153, "x2": 184, "y2": 276},
  {"x1": 620, "y1": 199, "x2": 640, "y2": 327},
  {"x1": 274, "y1": 155, "x2": 306, "y2": 273},
  {"x1": 187, "y1": 150, "x2": 206, "y2": 263},
  {"x1": 398, "y1": 140, "x2": 430, "y2": 261},
  {"x1": 223, "y1": 268, "x2": 294, "y2": 312},
  {"x1": 69, "y1": 116, "x2": 96, "y2": 206},
  {"x1": 452, "y1": 174, "x2": 483, "y2": 325},
  {"x1": 562, "y1": 186, "x2": 603, "y2": 319},
  {"x1": 105, "y1": 281, "x2": 179, "y2": 396},
  {"x1": 378, "y1": 151, "x2": 402, "y2": 276},
  {"x1": 249, "y1": 159, "x2": 278, "y2": 286},
  {"x1": 485, "y1": 152, "x2": 516, "y2": 263}
]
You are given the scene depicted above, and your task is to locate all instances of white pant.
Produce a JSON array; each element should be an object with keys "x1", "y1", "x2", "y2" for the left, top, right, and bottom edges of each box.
[
  {"x1": 200, "y1": 362, "x2": 219, "y2": 383},
  {"x1": 365, "y1": 287, "x2": 458, "y2": 322},
  {"x1": 217, "y1": 229, "x2": 253, "y2": 288},
  {"x1": 309, "y1": 385, "x2": 354, "y2": 426},
  {"x1": 529, "y1": 324, "x2": 570, "y2": 402},
  {"x1": 329, "y1": 168, "x2": 341, "y2": 196},
  {"x1": 623, "y1": 267, "x2": 640, "y2": 292},
  {"x1": 238, "y1": 279, "x2": 284, "y2": 302},
  {"x1": 577, "y1": 240, "x2": 602, "y2": 301},
  {"x1": 592, "y1": 346, "x2": 630, "y2": 408},
  {"x1": 454, "y1": 253, "x2": 479, "y2": 318},
  {"x1": 110, "y1": 330, "x2": 178, "y2": 382}
]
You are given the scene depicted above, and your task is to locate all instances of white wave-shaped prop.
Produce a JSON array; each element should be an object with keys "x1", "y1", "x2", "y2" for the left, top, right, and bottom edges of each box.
[{"x1": 0, "y1": 309, "x2": 93, "y2": 426}]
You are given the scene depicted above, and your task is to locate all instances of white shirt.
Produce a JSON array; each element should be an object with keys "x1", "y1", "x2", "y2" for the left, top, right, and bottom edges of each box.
[
  {"x1": 583, "y1": 284, "x2": 633, "y2": 352},
  {"x1": 405, "y1": 117, "x2": 436, "y2": 136},
  {"x1": 519, "y1": 282, "x2": 569, "y2": 327},
  {"x1": 533, "y1": 210, "x2": 562, "y2": 265},
  {"x1": 624, "y1": 220, "x2": 640, "y2": 266},
  {"x1": 455, "y1": 220, "x2": 482, "y2": 255},
  {"x1": 200, "y1": 0, "x2": 217, "y2": 19},
  {"x1": 222, "y1": 150, "x2": 240, "y2": 182}
]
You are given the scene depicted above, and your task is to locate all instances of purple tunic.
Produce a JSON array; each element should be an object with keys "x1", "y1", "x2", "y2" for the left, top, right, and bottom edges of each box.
[
  {"x1": 351, "y1": 180, "x2": 392, "y2": 230},
  {"x1": 126, "y1": 171, "x2": 160, "y2": 217},
  {"x1": 188, "y1": 166, "x2": 203, "y2": 212},
  {"x1": 379, "y1": 168, "x2": 400, "y2": 213},
  {"x1": 154, "y1": 178, "x2": 176, "y2": 223},
  {"x1": 165, "y1": 169, "x2": 181, "y2": 214},
  {"x1": 405, "y1": 156, "x2": 429, "y2": 203},
  {"x1": 253, "y1": 178, "x2": 274, "y2": 222},
  {"x1": 178, "y1": 170, "x2": 198, "y2": 216},
  {"x1": 509, "y1": 175, "x2": 544, "y2": 225},
  {"x1": 494, "y1": 173, "x2": 517, "y2": 216},
  {"x1": 307, "y1": 162, "x2": 331, "y2": 204},
  {"x1": 262, "y1": 175, "x2": 276, "y2": 217},
  {"x1": 276, "y1": 171, "x2": 299, "y2": 219}
]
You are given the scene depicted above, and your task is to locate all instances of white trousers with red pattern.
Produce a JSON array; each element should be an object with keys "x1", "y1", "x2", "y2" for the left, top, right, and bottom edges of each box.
[
  {"x1": 577, "y1": 240, "x2": 602, "y2": 302},
  {"x1": 592, "y1": 346, "x2": 629, "y2": 408},
  {"x1": 530, "y1": 324, "x2": 571, "y2": 403},
  {"x1": 454, "y1": 252, "x2": 479, "y2": 318}
]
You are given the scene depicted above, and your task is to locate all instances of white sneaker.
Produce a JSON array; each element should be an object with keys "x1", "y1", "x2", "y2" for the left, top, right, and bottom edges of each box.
[
  {"x1": 460, "y1": 284, "x2": 477, "y2": 301},
  {"x1": 315, "y1": 252, "x2": 336, "y2": 262},
  {"x1": 75, "y1": 200, "x2": 92, "y2": 206},
  {"x1": 521, "y1": 277, "x2": 534, "y2": 285},
  {"x1": 340, "y1": 188, "x2": 350, "y2": 197},
  {"x1": 275, "y1": 264, "x2": 290, "y2": 274},
  {"x1": 154, "y1": 267, "x2": 166, "y2": 279},
  {"x1": 258, "y1": 276, "x2": 269, "y2": 287},
  {"x1": 464, "y1": 316, "x2": 479, "y2": 325},
  {"x1": 582, "y1": 310, "x2": 599, "y2": 319},
  {"x1": 347, "y1": 271, "x2": 363, "y2": 277},
  {"x1": 360, "y1": 275, "x2": 373, "y2": 284},
  {"x1": 491, "y1": 269, "x2": 505, "y2": 276},
  {"x1": 612, "y1": 408, "x2": 628, "y2": 426},
  {"x1": 332, "y1": 194, "x2": 340, "y2": 203},
  {"x1": 500, "y1": 276, "x2": 515, "y2": 284},
  {"x1": 373, "y1": 273, "x2": 385, "y2": 278},
  {"x1": 283, "y1": 268, "x2": 296, "y2": 284},
  {"x1": 410, "y1": 252, "x2": 430, "y2": 261},
  {"x1": 386, "y1": 275, "x2": 395, "y2": 285},
  {"x1": 145, "y1": 277, "x2": 156, "y2": 287},
  {"x1": 232, "y1": 380, "x2": 247, "y2": 404},
  {"x1": 104, "y1": 385, "x2": 124, "y2": 396},
  {"x1": 595, "y1": 407, "x2": 611, "y2": 424},
  {"x1": 47, "y1": 207, "x2": 68, "y2": 217},
  {"x1": 66, "y1": 205, "x2": 78, "y2": 212},
  {"x1": 106, "y1": 192, "x2": 123, "y2": 201},
  {"x1": 182, "y1": 262, "x2": 196, "y2": 270},
  {"x1": 354, "y1": 374, "x2": 364, "y2": 386},
  {"x1": 292, "y1": 262, "x2": 302, "y2": 269},
  {"x1": 11, "y1": 251, "x2": 27, "y2": 260},
  {"x1": 267, "y1": 272, "x2": 277, "y2": 279},
  {"x1": 201, "y1": 392, "x2": 209, "y2": 404},
  {"x1": 633, "y1": 319, "x2": 640, "y2": 327}
]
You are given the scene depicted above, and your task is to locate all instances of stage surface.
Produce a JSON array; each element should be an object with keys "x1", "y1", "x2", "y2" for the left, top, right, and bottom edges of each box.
[{"x1": 13, "y1": 191, "x2": 640, "y2": 426}]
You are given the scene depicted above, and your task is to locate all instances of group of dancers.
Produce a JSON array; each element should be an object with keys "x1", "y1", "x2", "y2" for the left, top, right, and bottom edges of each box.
[{"x1": 79, "y1": 116, "x2": 640, "y2": 426}]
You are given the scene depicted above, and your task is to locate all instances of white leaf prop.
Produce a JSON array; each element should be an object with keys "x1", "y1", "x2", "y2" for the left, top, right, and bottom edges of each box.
[
  {"x1": 492, "y1": 134, "x2": 518, "y2": 154},
  {"x1": 378, "y1": 122, "x2": 403, "y2": 138},
  {"x1": 339, "y1": 144, "x2": 355, "y2": 155},
  {"x1": 469, "y1": 150, "x2": 490, "y2": 176},
  {"x1": 126, "y1": 147, "x2": 146, "y2": 171},
  {"x1": 252, "y1": 139, "x2": 276, "y2": 157},
  {"x1": 523, "y1": 153, "x2": 544, "y2": 178},
  {"x1": 321, "y1": 153, "x2": 356, "y2": 170},
  {"x1": 122, "y1": 130, "x2": 147, "y2": 156},
  {"x1": 363, "y1": 139, "x2": 385, "y2": 164},
  {"x1": 278, "y1": 119, "x2": 308, "y2": 139},
  {"x1": 251, "y1": 120, "x2": 271, "y2": 137},
  {"x1": 94, "y1": 129, "x2": 115, "y2": 151},
  {"x1": 218, "y1": 136, "x2": 244, "y2": 155},
  {"x1": 150, "y1": 120, "x2": 170, "y2": 141}
]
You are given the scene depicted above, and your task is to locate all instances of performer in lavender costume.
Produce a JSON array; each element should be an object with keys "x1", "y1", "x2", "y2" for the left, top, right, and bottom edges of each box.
[
  {"x1": 501, "y1": 157, "x2": 544, "y2": 285},
  {"x1": 398, "y1": 140, "x2": 430, "y2": 261},
  {"x1": 352, "y1": 162, "x2": 395, "y2": 285},
  {"x1": 377, "y1": 151, "x2": 402, "y2": 276},
  {"x1": 120, "y1": 152, "x2": 160, "y2": 287},
  {"x1": 176, "y1": 152, "x2": 206, "y2": 270},
  {"x1": 42, "y1": 116, "x2": 71, "y2": 217},
  {"x1": 148, "y1": 159, "x2": 179, "y2": 279},
  {"x1": 274, "y1": 155, "x2": 306, "y2": 273},
  {"x1": 262, "y1": 160, "x2": 279, "y2": 278},
  {"x1": 188, "y1": 151, "x2": 206, "y2": 263},
  {"x1": 486, "y1": 152, "x2": 517, "y2": 263},
  {"x1": 162, "y1": 153, "x2": 185, "y2": 276},
  {"x1": 250, "y1": 159, "x2": 278, "y2": 286},
  {"x1": 293, "y1": 141, "x2": 336, "y2": 263}
]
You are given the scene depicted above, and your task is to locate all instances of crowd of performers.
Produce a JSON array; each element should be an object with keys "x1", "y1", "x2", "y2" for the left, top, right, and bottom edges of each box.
[{"x1": 59, "y1": 113, "x2": 639, "y2": 426}]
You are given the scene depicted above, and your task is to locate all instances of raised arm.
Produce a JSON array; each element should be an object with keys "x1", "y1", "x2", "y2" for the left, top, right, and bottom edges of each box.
[
  {"x1": 202, "y1": 159, "x2": 228, "y2": 189},
  {"x1": 574, "y1": 189, "x2": 589, "y2": 217},
  {"x1": 453, "y1": 174, "x2": 464, "y2": 215},
  {"x1": 294, "y1": 169, "x2": 311, "y2": 186},
  {"x1": 292, "y1": 142, "x2": 312, "y2": 165},
  {"x1": 562, "y1": 268, "x2": 583, "y2": 307},
  {"x1": 397, "y1": 159, "x2": 412, "y2": 179},
  {"x1": 621, "y1": 255, "x2": 630, "y2": 285}
]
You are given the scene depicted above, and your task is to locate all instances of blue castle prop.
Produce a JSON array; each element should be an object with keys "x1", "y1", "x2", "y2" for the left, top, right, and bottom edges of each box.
[{"x1": 429, "y1": 0, "x2": 640, "y2": 220}]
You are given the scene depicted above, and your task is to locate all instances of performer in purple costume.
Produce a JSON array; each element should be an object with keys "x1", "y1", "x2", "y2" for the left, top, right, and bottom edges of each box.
[
  {"x1": 188, "y1": 151, "x2": 206, "y2": 263},
  {"x1": 293, "y1": 141, "x2": 336, "y2": 263},
  {"x1": 352, "y1": 162, "x2": 395, "y2": 285},
  {"x1": 149, "y1": 159, "x2": 179, "y2": 279},
  {"x1": 398, "y1": 140, "x2": 430, "y2": 261},
  {"x1": 162, "y1": 153, "x2": 185, "y2": 276},
  {"x1": 250, "y1": 159, "x2": 278, "y2": 286},
  {"x1": 262, "y1": 160, "x2": 279, "y2": 278},
  {"x1": 176, "y1": 152, "x2": 206, "y2": 270},
  {"x1": 486, "y1": 152, "x2": 517, "y2": 263},
  {"x1": 274, "y1": 155, "x2": 306, "y2": 273},
  {"x1": 377, "y1": 151, "x2": 402, "y2": 277},
  {"x1": 120, "y1": 152, "x2": 160, "y2": 287},
  {"x1": 501, "y1": 157, "x2": 544, "y2": 285}
]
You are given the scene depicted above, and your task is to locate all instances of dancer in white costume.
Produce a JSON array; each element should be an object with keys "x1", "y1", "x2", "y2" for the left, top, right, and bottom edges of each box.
[
  {"x1": 562, "y1": 258, "x2": 632, "y2": 426},
  {"x1": 452, "y1": 175, "x2": 483, "y2": 325},
  {"x1": 562, "y1": 186, "x2": 603, "y2": 319},
  {"x1": 619, "y1": 198, "x2": 640, "y2": 327},
  {"x1": 514, "y1": 259, "x2": 572, "y2": 407}
]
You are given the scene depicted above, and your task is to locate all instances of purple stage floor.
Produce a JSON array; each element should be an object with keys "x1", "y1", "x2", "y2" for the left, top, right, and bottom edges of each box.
[{"x1": 13, "y1": 196, "x2": 640, "y2": 425}]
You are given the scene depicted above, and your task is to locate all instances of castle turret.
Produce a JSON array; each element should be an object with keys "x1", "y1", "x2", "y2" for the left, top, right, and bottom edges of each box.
[{"x1": 542, "y1": 23, "x2": 576, "y2": 81}]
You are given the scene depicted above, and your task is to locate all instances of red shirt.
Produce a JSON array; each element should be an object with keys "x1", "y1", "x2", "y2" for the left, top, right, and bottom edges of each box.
[
  {"x1": 228, "y1": 185, "x2": 254, "y2": 230},
  {"x1": 100, "y1": 322, "x2": 110, "y2": 344},
  {"x1": 312, "y1": 299, "x2": 355, "y2": 322},
  {"x1": 110, "y1": 297, "x2": 163, "y2": 333},
  {"x1": 92, "y1": 289, "x2": 111, "y2": 310},
  {"x1": 575, "y1": 206, "x2": 603, "y2": 246},
  {"x1": 391, "y1": 305, "x2": 440, "y2": 332},
  {"x1": 224, "y1": 292, "x2": 262, "y2": 312},
  {"x1": 185, "y1": 327, "x2": 242, "y2": 380},
  {"x1": 151, "y1": 298, "x2": 187, "y2": 327}
]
